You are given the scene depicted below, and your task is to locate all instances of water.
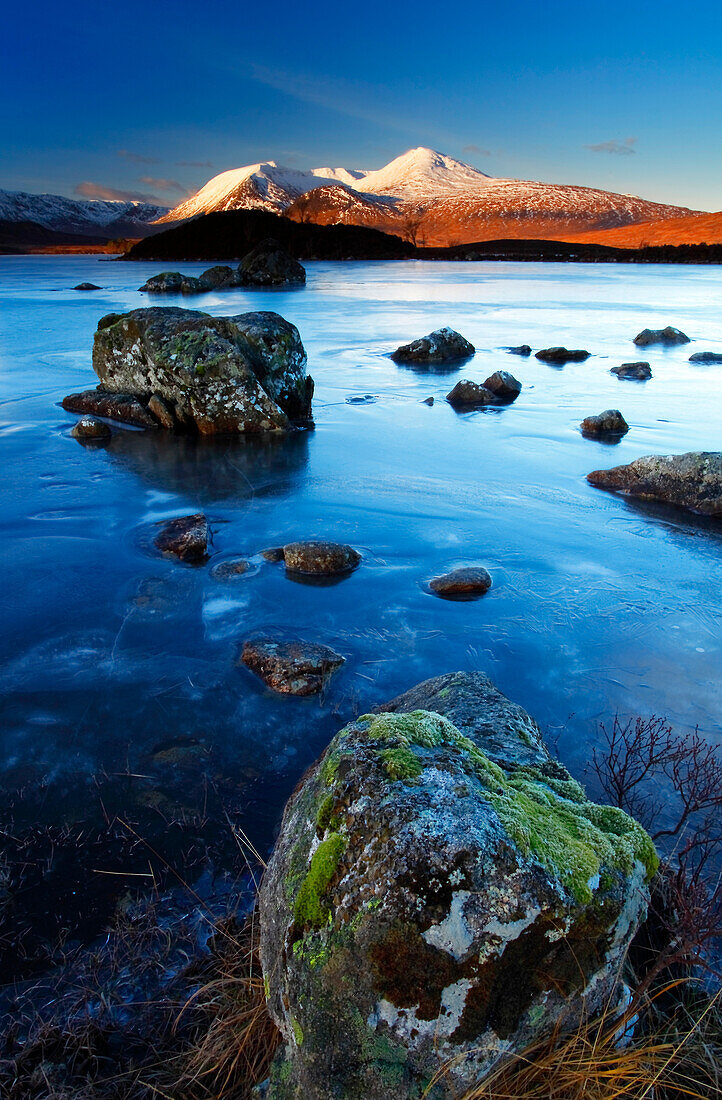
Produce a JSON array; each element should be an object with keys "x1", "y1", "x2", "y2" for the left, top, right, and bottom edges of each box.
[{"x1": 1, "y1": 255, "x2": 721, "y2": 976}]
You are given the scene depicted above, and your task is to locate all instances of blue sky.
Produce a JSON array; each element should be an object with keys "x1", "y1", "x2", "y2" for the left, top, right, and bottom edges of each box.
[{"x1": 2, "y1": 0, "x2": 721, "y2": 210}]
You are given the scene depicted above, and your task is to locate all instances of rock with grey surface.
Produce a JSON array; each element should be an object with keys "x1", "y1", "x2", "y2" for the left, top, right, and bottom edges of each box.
[
  {"x1": 587, "y1": 452, "x2": 722, "y2": 516},
  {"x1": 260, "y1": 671, "x2": 657, "y2": 1098}
]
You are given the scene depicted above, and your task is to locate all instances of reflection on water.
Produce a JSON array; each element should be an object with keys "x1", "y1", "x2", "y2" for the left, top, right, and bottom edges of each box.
[{"x1": 0, "y1": 254, "x2": 720, "y2": 973}]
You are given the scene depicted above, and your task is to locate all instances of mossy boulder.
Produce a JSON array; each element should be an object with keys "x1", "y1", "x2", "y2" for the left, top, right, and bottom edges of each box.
[
  {"x1": 237, "y1": 239, "x2": 306, "y2": 287},
  {"x1": 260, "y1": 671, "x2": 657, "y2": 1099},
  {"x1": 84, "y1": 307, "x2": 313, "y2": 434}
]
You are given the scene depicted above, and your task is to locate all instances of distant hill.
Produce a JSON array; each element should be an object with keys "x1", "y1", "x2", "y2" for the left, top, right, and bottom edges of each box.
[
  {"x1": 558, "y1": 209, "x2": 722, "y2": 248},
  {"x1": 0, "y1": 189, "x2": 169, "y2": 247},
  {"x1": 125, "y1": 209, "x2": 415, "y2": 261},
  {"x1": 0, "y1": 218, "x2": 108, "y2": 254}
]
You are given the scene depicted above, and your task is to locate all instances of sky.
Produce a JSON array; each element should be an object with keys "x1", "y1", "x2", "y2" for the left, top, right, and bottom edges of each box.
[{"x1": 1, "y1": 0, "x2": 721, "y2": 211}]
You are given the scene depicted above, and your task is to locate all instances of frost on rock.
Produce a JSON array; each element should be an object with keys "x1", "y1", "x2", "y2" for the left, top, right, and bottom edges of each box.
[{"x1": 260, "y1": 671, "x2": 657, "y2": 1099}]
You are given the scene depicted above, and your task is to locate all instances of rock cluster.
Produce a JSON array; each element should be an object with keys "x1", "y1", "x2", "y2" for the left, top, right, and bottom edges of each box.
[
  {"x1": 63, "y1": 307, "x2": 313, "y2": 435},
  {"x1": 260, "y1": 672, "x2": 657, "y2": 1099},
  {"x1": 138, "y1": 241, "x2": 306, "y2": 293},
  {"x1": 633, "y1": 326, "x2": 689, "y2": 347},
  {"x1": 446, "y1": 370, "x2": 522, "y2": 408},
  {"x1": 391, "y1": 328, "x2": 475, "y2": 365},
  {"x1": 587, "y1": 451, "x2": 722, "y2": 516}
]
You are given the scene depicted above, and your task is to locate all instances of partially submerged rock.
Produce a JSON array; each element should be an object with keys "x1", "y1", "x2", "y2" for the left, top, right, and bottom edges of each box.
[
  {"x1": 429, "y1": 566, "x2": 492, "y2": 598},
  {"x1": 237, "y1": 239, "x2": 306, "y2": 287},
  {"x1": 260, "y1": 671, "x2": 657, "y2": 1098},
  {"x1": 391, "y1": 328, "x2": 475, "y2": 365},
  {"x1": 483, "y1": 370, "x2": 522, "y2": 402},
  {"x1": 210, "y1": 557, "x2": 251, "y2": 580},
  {"x1": 612, "y1": 362, "x2": 652, "y2": 381},
  {"x1": 506, "y1": 344, "x2": 531, "y2": 356},
  {"x1": 689, "y1": 351, "x2": 722, "y2": 363},
  {"x1": 73, "y1": 282, "x2": 101, "y2": 290},
  {"x1": 138, "y1": 271, "x2": 200, "y2": 294},
  {"x1": 580, "y1": 409, "x2": 629, "y2": 438},
  {"x1": 281, "y1": 541, "x2": 361, "y2": 577},
  {"x1": 66, "y1": 307, "x2": 313, "y2": 434},
  {"x1": 633, "y1": 326, "x2": 689, "y2": 347},
  {"x1": 70, "y1": 415, "x2": 111, "y2": 441},
  {"x1": 241, "y1": 636, "x2": 345, "y2": 695},
  {"x1": 535, "y1": 347, "x2": 590, "y2": 364},
  {"x1": 154, "y1": 514, "x2": 209, "y2": 562},
  {"x1": 587, "y1": 451, "x2": 722, "y2": 516},
  {"x1": 446, "y1": 380, "x2": 496, "y2": 408}
]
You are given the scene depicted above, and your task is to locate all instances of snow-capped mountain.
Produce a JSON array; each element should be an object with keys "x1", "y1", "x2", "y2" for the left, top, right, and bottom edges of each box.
[
  {"x1": 0, "y1": 189, "x2": 169, "y2": 237},
  {"x1": 161, "y1": 147, "x2": 699, "y2": 246}
]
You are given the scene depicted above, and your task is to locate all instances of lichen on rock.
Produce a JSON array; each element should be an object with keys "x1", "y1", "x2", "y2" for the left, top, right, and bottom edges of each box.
[{"x1": 259, "y1": 672, "x2": 657, "y2": 1099}]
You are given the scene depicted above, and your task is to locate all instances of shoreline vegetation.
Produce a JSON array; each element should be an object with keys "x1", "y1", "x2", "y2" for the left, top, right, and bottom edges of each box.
[{"x1": 5, "y1": 208, "x2": 722, "y2": 263}]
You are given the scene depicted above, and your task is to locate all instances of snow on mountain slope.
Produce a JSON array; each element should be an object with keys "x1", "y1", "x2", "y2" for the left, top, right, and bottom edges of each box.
[
  {"x1": 159, "y1": 146, "x2": 701, "y2": 245},
  {"x1": 0, "y1": 190, "x2": 168, "y2": 236}
]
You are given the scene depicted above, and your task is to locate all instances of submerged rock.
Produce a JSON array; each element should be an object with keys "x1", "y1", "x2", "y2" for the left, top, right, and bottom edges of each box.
[
  {"x1": 154, "y1": 514, "x2": 209, "y2": 562},
  {"x1": 237, "y1": 239, "x2": 306, "y2": 287},
  {"x1": 210, "y1": 557, "x2": 252, "y2": 580},
  {"x1": 69, "y1": 307, "x2": 313, "y2": 434},
  {"x1": 70, "y1": 415, "x2": 111, "y2": 441},
  {"x1": 73, "y1": 282, "x2": 101, "y2": 290},
  {"x1": 506, "y1": 344, "x2": 531, "y2": 356},
  {"x1": 391, "y1": 328, "x2": 475, "y2": 365},
  {"x1": 483, "y1": 370, "x2": 522, "y2": 401},
  {"x1": 587, "y1": 451, "x2": 722, "y2": 516},
  {"x1": 611, "y1": 362, "x2": 652, "y2": 381},
  {"x1": 633, "y1": 326, "x2": 689, "y2": 347},
  {"x1": 260, "y1": 671, "x2": 657, "y2": 1099},
  {"x1": 535, "y1": 347, "x2": 590, "y2": 364},
  {"x1": 446, "y1": 380, "x2": 496, "y2": 408},
  {"x1": 241, "y1": 636, "x2": 345, "y2": 695},
  {"x1": 62, "y1": 390, "x2": 158, "y2": 428},
  {"x1": 580, "y1": 409, "x2": 629, "y2": 438},
  {"x1": 282, "y1": 541, "x2": 361, "y2": 576},
  {"x1": 429, "y1": 566, "x2": 492, "y2": 598},
  {"x1": 689, "y1": 351, "x2": 722, "y2": 363}
]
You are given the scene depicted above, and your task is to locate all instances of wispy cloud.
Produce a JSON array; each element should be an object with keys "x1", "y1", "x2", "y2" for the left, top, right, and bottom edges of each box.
[
  {"x1": 74, "y1": 181, "x2": 165, "y2": 203},
  {"x1": 117, "y1": 149, "x2": 159, "y2": 165},
  {"x1": 176, "y1": 159, "x2": 214, "y2": 168},
  {"x1": 585, "y1": 137, "x2": 637, "y2": 155},
  {"x1": 463, "y1": 143, "x2": 491, "y2": 156},
  {"x1": 139, "y1": 176, "x2": 188, "y2": 194}
]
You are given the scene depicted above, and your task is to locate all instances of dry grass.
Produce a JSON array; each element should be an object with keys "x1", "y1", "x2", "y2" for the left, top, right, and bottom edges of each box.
[{"x1": 454, "y1": 986, "x2": 721, "y2": 1100}]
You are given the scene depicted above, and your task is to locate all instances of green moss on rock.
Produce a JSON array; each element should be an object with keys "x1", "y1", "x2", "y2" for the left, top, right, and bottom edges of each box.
[{"x1": 293, "y1": 832, "x2": 347, "y2": 929}]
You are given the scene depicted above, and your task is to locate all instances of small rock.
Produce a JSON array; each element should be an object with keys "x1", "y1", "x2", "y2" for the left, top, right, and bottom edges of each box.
[
  {"x1": 282, "y1": 541, "x2": 361, "y2": 576},
  {"x1": 237, "y1": 240, "x2": 306, "y2": 287},
  {"x1": 62, "y1": 390, "x2": 158, "y2": 429},
  {"x1": 506, "y1": 344, "x2": 531, "y2": 356},
  {"x1": 422, "y1": 396, "x2": 435, "y2": 405},
  {"x1": 391, "y1": 327, "x2": 475, "y2": 365},
  {"x1": 260, "y1": 546, "x2": 285, "y2": 563},
  {"x1": 580, "y1": 410, "x2": 629, "y2": 437},
  {"x1": 70, "y1": 415, "x2": 111, "y2": 440},
  {"x1": 634, "y1": 326, "x2": 690, "y2": 347},
  {"x1": 154, "y1": 514, "x2": 209, "y2": 562},
  {"x1": 73, "y1": 282, "x2": 101, "y2": 290},
  {"x1": 241, "y1": 636, "x2": 345, "y2": 695},
  {"x1": 483, "y1": 370, "x2": 522, "y2": 402},
  {"x1": 689, "y1": 351, "x2": 722, "y2": 363},
  {"x1": 429, "y1": 566, "x2": 492, "y2": 598},
  {"x1": 611, "y1": 362, "x2": 652, "y2": 381},
  {"x1": 138, "y1": 271, "x2": 187, "y2": 293},
  {"x1": 535, "y1": 347, "x2": 590, "y2": 364},
  {"x1": 211, "y1": 558, "x2": 251, "y2": 580},
  {"x1": 587, "y1": 451, "x2": 722, "y2": 515},
  {"x1": 345, "y1": 395, "x2": 378, "y2": 405},
  {"x1": 446, "y1": 380, "x2": 496, "y2": 408},
  {"x1": 198, "y1": 265, "x2": 235, "y2": 290}
]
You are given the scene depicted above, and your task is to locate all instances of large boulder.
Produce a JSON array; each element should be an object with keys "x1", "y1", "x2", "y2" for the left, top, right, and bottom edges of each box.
[
  {"x1": 70, "y1": 307, "x2": 313, "y2": 434},
  {"x1": 587, "y1": 451, "x2": 722, "y2": 516},
  {"x1": 391, "y1": 328, "x2": 475, "y2": 365},
  {"x1": 633, "y1": 326, "x2": 689, "y2": 347},
  {"x1": 260, "y1": 671, "x2": 657, "y2": 1099},
  {"x1": 237, "y1": 240, "x2": 306, "y2": 287}
]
